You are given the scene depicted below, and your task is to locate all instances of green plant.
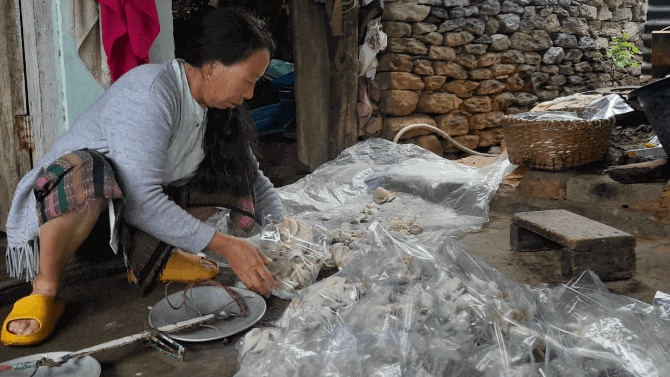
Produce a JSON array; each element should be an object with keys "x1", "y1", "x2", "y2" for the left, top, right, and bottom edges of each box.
[{"x1": 595, "y1": 31, "x2": 641, "y2": 85}]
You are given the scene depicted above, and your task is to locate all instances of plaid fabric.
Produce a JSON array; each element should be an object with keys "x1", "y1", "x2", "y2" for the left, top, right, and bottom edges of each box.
[
  {"x1": 122, "y1": 182, "x2": 255, "y2": 295},
  {"x1": 230, "y1": 197, "x2": 256, "y2": 232},
  {"x1": 119, "y1": 222, "x2": 175, "y2": 295},
  {"x1": 34, "y1": 149, "x2": 123, "y2": 225},
  {"x1": 167, "y1": 180, "x2": 256, "y2": 232}
]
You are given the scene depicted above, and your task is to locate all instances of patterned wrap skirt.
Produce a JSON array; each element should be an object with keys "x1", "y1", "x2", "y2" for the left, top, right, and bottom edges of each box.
[{"x1": 34, "y1": 149, "x2": 255, "y2": 295}]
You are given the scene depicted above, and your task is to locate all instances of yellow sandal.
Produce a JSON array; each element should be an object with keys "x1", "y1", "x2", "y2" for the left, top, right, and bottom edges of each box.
[
  {"x1": 1, "y1": 294, "x2": 65, "y2": 346},
  {"x1": 128, "y1": 249, "x2": 220, "y2": 283}
]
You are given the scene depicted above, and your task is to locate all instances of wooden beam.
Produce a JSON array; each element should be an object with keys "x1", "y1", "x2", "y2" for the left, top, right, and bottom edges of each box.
[
  {"x1": 292, "y1": 0, "x2": 331, "y2": 170},
  {"x1": 292, "y1": 0, "x2": 359, "y2": 170},
  {"x1": 0, "y1": 0, "x2": 31, "y2": 231},
  {"x1": 652, "y1": 31, "x2": 670, "y2": 78},
  {"x1": 21, "y1": 0, "x2": 61, "y2": 161},
  {"x1": 328, "y1": 1, "x2": 360, "y2": 161}
]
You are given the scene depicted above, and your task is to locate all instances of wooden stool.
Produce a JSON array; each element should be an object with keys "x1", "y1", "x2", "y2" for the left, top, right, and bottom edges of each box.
[{"x1": 510, "y1": 209, "x2": 636, "y2": 281}]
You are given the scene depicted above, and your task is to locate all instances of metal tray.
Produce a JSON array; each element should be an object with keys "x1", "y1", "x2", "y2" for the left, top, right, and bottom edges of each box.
[
  {"x1": 0, "y1": 352, "x2": 101, "y2": 377},
  {"x1": 148, "y1": 286, "x2": 266, "y2": 342}
]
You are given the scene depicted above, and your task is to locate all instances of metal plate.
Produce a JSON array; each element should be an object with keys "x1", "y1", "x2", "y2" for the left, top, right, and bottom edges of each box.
[
  {"x1": 0, "y1": 352, "x2": 101, "y2": 377},
  {"x1": 148, "y1": 286, "x2": 266, "y2": 342}
]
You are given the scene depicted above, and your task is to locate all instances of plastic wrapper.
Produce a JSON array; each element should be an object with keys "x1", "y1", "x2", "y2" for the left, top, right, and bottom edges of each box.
[
  {"x1": 236, "y1": 222, "x2": 670, "y2": 376},
  {"x1": 530, "y1": 93, "x2": 633, "y2": 121},
  {"x1": 273, "y1": 138, "x2": 515, "y2": 272},
  {"x1": 276, "y1": 138, "x2": 514, "y2": 219},
  {"x1": 581, "y1": 93, "x2": 635, "y2": 120},
  {"x1": 276, "y1": 138, "x2": 515, "y2": 269},
  {"x1": 258, "y1": 217, "x2": 329, "y2": 299},
  {"x1": 653, "y1": 291, "x2": 670, "y2": 322},
  {"x1": 233, "y1": 139, "x2": 668, "y2": 376},
  {"x1": 446, "y1": 245, "x2": 670, "y2": 377},
  {"x1": 235, "y1": 223, "x2": 538, "y2": 376},
  {"x1": 514, "y1": 111, "x2": 586, "y2": 121},
  {"x1": 205, "y1": 212, "x2": 329, "y2": 300}
]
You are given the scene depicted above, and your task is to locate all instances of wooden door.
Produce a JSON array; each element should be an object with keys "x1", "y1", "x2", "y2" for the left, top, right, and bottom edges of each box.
[{"x1": 0, "y1": 0, "x2": 31, "y2": 232}]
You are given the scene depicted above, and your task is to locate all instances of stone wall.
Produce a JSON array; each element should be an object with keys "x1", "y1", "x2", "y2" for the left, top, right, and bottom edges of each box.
[{"x1": 371, "y1": 0, "x2": 647, "y2": 156}]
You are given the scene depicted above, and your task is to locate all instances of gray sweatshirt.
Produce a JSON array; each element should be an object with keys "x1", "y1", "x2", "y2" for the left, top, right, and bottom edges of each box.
[{"x1": 5, "y1": 60, "x2": 286, "y2": 280}]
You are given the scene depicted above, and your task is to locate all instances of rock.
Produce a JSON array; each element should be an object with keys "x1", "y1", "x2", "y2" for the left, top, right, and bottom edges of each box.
[
  {"x1": 436, "y1": 112, "x2": 470, "y2": 136},
  {"x1": 375, "y1": 72, "x2": 425, "y2": 90},
  {"x1": 372, "y1": 0, "x2": 644, "y2": 154},
  {"x1": 428, "y1": 46, "x2": 456, "y2": 61},
  {"x1": 417, "y1": 92, "x2": 463, "y2": 113},
  {"x1": 608, "y1": 159, "x2": 670, "y2": 184},
  {"x1": 383, "y1": 113, "x2": 437, "y2": 140},
  {"x1": 413, "y1": 59, "x2": 435, "y2": 75},
  {"x1": 379, "y1": 90, "x2": 419, "y2": 116},
  {"x1": 382, "y1": 4, "x2": 431, "y2": 22},
  {"x1": 377, "y1": 53, "x2": 412, "y2": 72}
]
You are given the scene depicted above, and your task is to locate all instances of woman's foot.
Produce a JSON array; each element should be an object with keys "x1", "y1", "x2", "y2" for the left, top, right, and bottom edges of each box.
[
  {"x1": 127, "y1": 249, "x2": 220, "y2": 283},
  {"x1": 6, "y1": 281, "x2": 59, "y2": 337},
  {"x1": 1, "y1": 281, "x2": 64, "y2": 346}
]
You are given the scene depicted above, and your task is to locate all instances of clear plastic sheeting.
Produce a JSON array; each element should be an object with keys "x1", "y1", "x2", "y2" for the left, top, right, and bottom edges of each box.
[
  {"x1": 530, "y1": 92, "x2": 634, "y2": 121},
  {"x1": 581, "y1": 93, "x2": 635, "y2": 121},
  {"x1": 277, "y1": 138, "x2": 515, "y2": 221},
  {"x1": 258, "y1": 217, "x2": 330, "y2": 299},
  {"x1": 235, "y1": 222, "x2": 670, "y2": 377},
  {"x1": 229, "y1": 138, "x2": 670, "y2": 376},
  {"x1": 524, "y1": 93, "x2": 632, "y2": 122},
  {"x1": 653, "y1": 291, "x2": 670, "y2": 321},
  {"x1": 275, "y1": 138, "x2": 514, "y2": 271},
  {"x1": 513, "y1": 111, "x2": 586, "y2": 121}
]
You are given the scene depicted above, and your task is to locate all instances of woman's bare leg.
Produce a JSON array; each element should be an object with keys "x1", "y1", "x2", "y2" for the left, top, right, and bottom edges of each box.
[{"x1": 7, "y1": 198, "x2": 106, "y2": 336}]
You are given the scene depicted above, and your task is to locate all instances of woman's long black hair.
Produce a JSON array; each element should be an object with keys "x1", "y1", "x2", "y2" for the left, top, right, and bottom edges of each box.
[
  {"x1": 182, "y1": 6, "x2": 275, "y2": 67},
  {"x1": 182, "y1": 6, "x2": 275, "y2": 196},
  {"x1": 196, "y1": 106, "x2": 259, "y2": 196}
]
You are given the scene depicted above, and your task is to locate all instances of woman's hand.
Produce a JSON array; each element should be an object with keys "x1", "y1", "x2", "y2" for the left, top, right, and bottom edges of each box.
[{"x1": 207, "y1": 232, "x2": 276, "y2": 297}]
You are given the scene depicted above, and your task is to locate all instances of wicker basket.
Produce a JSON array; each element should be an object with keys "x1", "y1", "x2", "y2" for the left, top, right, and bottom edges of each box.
[{"x1": 502, "y1": 112, "x2": 614, "y2": 171}]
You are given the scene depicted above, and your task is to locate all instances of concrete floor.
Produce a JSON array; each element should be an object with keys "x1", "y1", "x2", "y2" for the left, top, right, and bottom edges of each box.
[
  {"x1": 0, "y1": 254, "x2": 292, "y2": 376},
  {"x1": 2, "y1": 171, "x2": 669, "y2": 375}
]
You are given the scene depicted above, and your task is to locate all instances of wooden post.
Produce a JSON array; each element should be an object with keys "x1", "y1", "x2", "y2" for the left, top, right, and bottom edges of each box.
[
  {"x1": 328, "y1": 1, "x2": 360, "y2": 161},
  {"x1": 0, "y1": 0, "x2": 31, "y2": 231},
  {"x1": 292, "y1": 0, "x2": 359, "y2": 170},
  {"x1": 652, "y1": 31, "x2": 670, "y2": 78},
  {"x1": 292, "y1": 0, "x2": 331, "y2": 171}
]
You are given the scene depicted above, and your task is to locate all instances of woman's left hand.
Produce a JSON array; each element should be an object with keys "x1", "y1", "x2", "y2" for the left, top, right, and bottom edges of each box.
[{"x1": 207, "y1": 231, "x2": 276, "y2": 297}]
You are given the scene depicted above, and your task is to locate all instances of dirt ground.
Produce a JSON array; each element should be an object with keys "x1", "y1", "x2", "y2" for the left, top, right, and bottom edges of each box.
[{"x1": 461, "y1": 211, "x2": 670, "y2": 305}]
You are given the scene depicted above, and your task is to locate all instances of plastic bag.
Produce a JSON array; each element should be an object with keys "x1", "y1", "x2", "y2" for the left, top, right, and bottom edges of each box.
[
  {"x1": 259, "y1": 217, "x2": 329, "y2": 299},
  {"x1": 236, "y1": 224, "x2": 670, "y2": 377},
  {"x1": 235, "y1": 139, "x2": 669, "y2": 376}
]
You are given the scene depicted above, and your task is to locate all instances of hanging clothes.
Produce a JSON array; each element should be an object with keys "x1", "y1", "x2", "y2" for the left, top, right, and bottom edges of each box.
[
  {"x1": 71, "y1": 0, "x2": 112, "y2": 88},
  {"x1": 358, "y1": 17, "x2": 387, "y2": 79},
  {"x1": 97, "y1": 0, "x2": 161, "y2": 81}
]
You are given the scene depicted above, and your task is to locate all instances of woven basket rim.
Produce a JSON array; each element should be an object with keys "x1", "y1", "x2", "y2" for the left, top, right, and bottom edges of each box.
[
  {"x1": 502, "y1": 115, "x2": 614, "y2": 129},
  {"x1": 501, "y1": 114, "x2": 613, "y2": 171}
]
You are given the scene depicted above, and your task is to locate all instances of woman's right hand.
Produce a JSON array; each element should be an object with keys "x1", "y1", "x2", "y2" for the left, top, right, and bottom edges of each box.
[{"x1": 207, "y1": 232, "x2": 276, "y2": 297}]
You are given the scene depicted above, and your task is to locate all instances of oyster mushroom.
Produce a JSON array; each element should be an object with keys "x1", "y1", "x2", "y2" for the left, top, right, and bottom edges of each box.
[{"x1": 372, "y1": 187, "x2": 396, "y2": 204}]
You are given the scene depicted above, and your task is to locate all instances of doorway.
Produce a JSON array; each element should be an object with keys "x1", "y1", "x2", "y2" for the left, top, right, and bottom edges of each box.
[{"x1": 171, "y1": 0, "x2": 308, "y2": 187}]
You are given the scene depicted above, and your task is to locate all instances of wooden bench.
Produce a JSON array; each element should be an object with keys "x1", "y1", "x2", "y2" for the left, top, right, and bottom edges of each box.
[{"x1": 510, "y1": 209, "x2": 636, "y2": 281}]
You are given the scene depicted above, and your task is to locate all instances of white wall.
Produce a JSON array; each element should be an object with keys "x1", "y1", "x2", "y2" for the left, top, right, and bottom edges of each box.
[{"x1": 55, "y1": 0, "x2": 175, "y2": 132}]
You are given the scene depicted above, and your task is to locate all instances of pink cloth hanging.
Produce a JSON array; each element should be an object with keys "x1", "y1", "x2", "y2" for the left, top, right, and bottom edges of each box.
[{"x1": 97, "y1": 0, "x2": 161, "y2": 81}]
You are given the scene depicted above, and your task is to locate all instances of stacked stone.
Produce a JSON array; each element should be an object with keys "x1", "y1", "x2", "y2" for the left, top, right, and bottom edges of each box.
[{"x1": 375, "y1": 0, "x2": 646, "y2": 156}]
